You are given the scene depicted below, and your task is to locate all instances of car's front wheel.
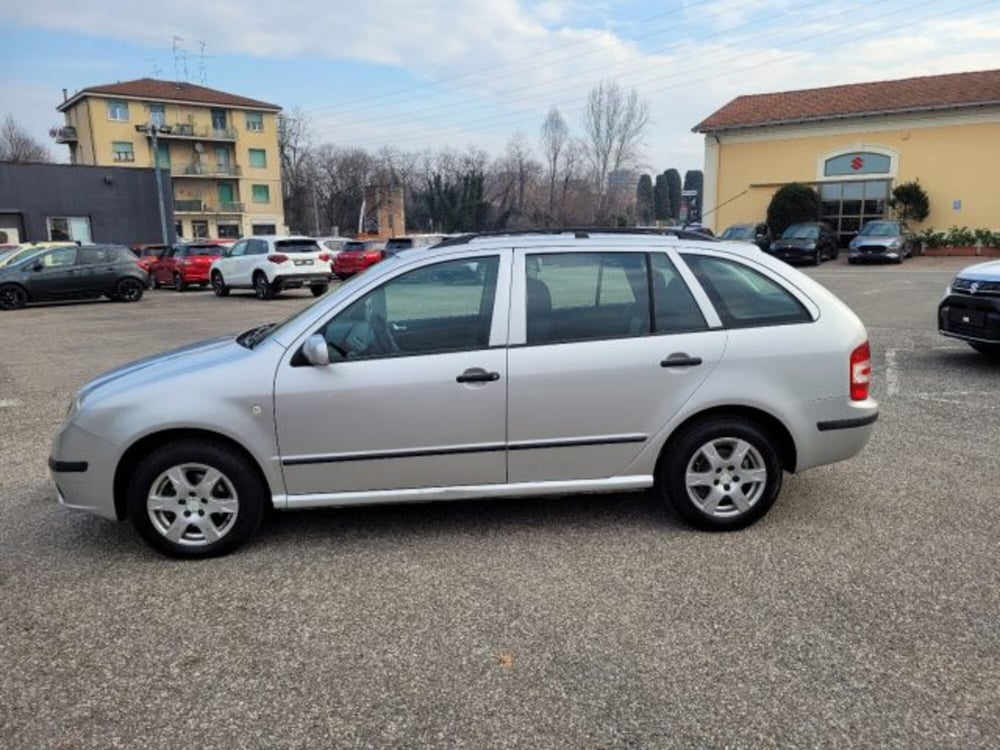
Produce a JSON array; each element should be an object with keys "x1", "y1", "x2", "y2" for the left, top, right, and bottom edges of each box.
[
  {"x1": 115, "y1": 277, "x2": 145, "y2": 303},
  {"x1": 211, "y1": 272, "x2": 230, "y2": 297},
  {"x1": 969, "y1": 342, "x2": 1000, "y2": 359},
  {"x1": 173, "y1": 272, "x2": 187, "y2": 291},
  {"x1": 658, "y1": 417, "x2": 783, "y2": 531},
  {"x1": 0, "y1": 283, "x2": 28, "y2": 310},
  {"x1": 127, "y1": 440, "x2": 267, "y2": 558}
]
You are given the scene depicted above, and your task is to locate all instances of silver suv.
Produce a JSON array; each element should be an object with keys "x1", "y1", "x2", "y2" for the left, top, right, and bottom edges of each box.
[
  {"x1": 50, "y1": 231, "x2": 878, "y2": 558},
  {"x1": 209, "y1": 235, "x2": 332, "y2": 299}
]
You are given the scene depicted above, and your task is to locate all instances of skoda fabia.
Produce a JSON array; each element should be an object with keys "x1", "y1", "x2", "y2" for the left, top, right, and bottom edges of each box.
[{"x1": 50, "y1": 230, "x2": 878, "y2": 558}]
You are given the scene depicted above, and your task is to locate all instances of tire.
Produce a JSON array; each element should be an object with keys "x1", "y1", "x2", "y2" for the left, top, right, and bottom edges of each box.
[
  {"x1": 211, "y1": 272, "x2": 230, "y2": 297},
  {"x1": 847, "y1": 257, "x2": 858, "y2": 265},
  {"x1": 0, "y1": 283, "x2": 28, "y2": 311},
  {"x1": 310, "y1": 284, "x2": 328, "y2": 297},
  {"x1": 253, "y1": 272, "x2": 274, "y2": 300},
  {"x1": 115, "y1": 277, "x2": 145, "y2": 303},
  {"x1": 969, "y1": 342, "x2": 1000, "y2": 359},
  {"x1": 173, "y1": 272, "x2": 187, "y2": 291},
  {"x1": 811, "y1": 249, "x2": 821, "y2": 266},
  {"x1": 148, "y1": 274, "x2": 157, "y2": 290},
  {"x1": 658, "y1": 417, "x2": 783, "y2": 531},
  {"x1": 127, "y1": 440, "x2": 267, "y2": 559}
]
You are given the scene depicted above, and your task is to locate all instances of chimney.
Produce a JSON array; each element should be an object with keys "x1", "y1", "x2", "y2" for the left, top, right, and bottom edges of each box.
[{"x1": 62, "y1": 88, "x2": 68, "y2": 102}]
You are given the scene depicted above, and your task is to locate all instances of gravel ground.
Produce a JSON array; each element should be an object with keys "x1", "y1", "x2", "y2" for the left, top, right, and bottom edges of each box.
[{"x1": 1, "y1": 255, "x2": 998, "y2": 749}]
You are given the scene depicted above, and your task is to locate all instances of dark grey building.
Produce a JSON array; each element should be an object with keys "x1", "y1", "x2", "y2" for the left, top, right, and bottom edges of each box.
[{"x1": 0, "y1": 162, "x2": 174, "y2": 246}]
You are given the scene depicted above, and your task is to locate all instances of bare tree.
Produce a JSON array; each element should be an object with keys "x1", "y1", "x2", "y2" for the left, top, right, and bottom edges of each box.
[
  {"x1": 539, "y1": 107, "x2": 569, "y2": 223},
  {"x1": 276, "y1": 108, "x2": 317, "y2": 232},
  {"x1": 0, "y1": 116, "x2": 52, "y2": 163},
  {"x1": 580, "y1": 81, "x2": 650, "y2": 205}
]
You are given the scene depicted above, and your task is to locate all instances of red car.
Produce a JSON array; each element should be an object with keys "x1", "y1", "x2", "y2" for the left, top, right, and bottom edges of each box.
[
  {"x1": 131, "y1": 244, "x2": 170, "y2": 281},
  {"x1": 332, "y1": 240, "x2": 385, "y2": 279},
  {"x1": 149, "y1": 242, "x2": 224, "y2": 290}
]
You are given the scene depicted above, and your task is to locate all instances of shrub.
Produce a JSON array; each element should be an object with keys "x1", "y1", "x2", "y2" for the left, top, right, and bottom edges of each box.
[
  {"x1": 889, "y1": 180, "x2": 930, "y2": 222},
  {"x1": 766, "y1": 183, "x2": 821, "y2": 237}
]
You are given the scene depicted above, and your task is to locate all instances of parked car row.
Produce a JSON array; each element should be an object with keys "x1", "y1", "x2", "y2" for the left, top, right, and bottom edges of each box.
[{"x1": 720, "y1": 219, "x2": 916, "y2": 266}]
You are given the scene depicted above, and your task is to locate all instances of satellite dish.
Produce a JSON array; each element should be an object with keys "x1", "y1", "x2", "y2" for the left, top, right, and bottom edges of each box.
[{"x1": 194, "y1": 142, "x2": 204, "y2": 152}]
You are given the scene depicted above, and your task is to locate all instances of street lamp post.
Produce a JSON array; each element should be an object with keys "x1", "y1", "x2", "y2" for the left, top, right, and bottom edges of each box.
[{"x1": 135, "y1": 123, "x2": 172, "y2": 245}]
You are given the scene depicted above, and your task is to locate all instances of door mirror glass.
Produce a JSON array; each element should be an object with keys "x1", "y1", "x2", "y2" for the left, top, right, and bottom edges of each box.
[{"x1": 33, "y1": 261, "x2": 43, "y2": 272}]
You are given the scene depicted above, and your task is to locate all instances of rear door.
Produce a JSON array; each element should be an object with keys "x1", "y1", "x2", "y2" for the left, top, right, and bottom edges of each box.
[
  {"x1": 77, "y1": 246, "x2": 116, "y2": 293},
  {"x1": 506, "y1": 247, "x2": 726, "y2": 483}
]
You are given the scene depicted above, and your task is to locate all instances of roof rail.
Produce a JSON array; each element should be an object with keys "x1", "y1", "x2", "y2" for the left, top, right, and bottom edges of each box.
[{"x1": 435, "y1": 226, "x2": 719, "y2": 247}]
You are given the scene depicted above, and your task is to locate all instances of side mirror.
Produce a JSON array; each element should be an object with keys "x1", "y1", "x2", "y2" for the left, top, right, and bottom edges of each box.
[
  {"x1": 33, "y1": 261, "x2": 44, "y2": 272},
  {"x1": 221, "y1": 249, "x2": 231, "y2": 257},
  {"x1": 302, "y1": 334, "x2": 330, "y2": 367}
]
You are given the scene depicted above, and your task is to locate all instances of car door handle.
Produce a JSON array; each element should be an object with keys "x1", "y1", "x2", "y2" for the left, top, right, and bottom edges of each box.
[
  {"x1": 661, "y1": 353, "x2": 703, "y2": 368},
  {"x1": 456, "y1": 368, "x2": 500, "y2": 383}
]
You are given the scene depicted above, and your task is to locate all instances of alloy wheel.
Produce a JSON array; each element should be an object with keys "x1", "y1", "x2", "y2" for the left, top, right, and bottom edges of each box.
[
  {"x1": 146, "y1": 462, "x2": 240, "y2": 547},
  {"x1": 683, "y1": 437, "x2": 767, "y2": 519}
]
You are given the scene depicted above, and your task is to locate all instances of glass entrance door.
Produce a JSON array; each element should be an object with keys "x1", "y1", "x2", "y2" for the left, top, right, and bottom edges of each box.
[{"x1": 820, "y1": 180, "x2": 890, "y2": 247}]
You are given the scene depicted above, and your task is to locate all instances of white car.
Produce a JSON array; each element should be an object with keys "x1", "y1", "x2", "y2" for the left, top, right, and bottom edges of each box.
[
  {"x1": 209, "y1": 235, "x2": 333, "y2": 300},
  {"x1": 51, "y1": 230, "x2": 878, "y2": 558}
]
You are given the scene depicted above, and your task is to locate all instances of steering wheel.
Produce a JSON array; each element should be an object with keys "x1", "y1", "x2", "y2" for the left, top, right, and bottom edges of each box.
[{"x1": 369, "y1": 314, "x2": 400, "y2": 354}]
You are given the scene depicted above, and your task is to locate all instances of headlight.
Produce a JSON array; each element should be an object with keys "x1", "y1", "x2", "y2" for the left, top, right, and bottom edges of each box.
[{"x1": 889, "y1": 239, "x2": 902, "y2": 250}]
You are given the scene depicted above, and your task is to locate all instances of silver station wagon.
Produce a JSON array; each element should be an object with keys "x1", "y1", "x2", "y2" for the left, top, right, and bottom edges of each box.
[{"x1": 50, "y1": 230, "x2": 878, "y2": 558}]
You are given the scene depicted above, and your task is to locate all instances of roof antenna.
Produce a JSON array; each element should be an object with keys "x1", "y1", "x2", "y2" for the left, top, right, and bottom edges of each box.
[
  {"x1": 172, "y1": 36, "x2": 188, "y2": 83},
  {"x1": 197, "y1": 40, "x2": 208, "y2": 86},
  {"x1": 147, "y1": 57, "x2": 162, "y2": 79}
]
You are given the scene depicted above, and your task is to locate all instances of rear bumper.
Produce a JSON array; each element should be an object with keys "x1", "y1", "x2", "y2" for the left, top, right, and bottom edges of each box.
[
  {"x1": 794, "y1": 396, "x2": 879, "y2": 472},
  {"x1": 272, "y1": 272, "x2": 332, "y2": 289}
]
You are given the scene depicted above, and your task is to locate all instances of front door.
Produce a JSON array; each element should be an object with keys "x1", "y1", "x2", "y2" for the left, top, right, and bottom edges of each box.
[
  {"x1": 506, "y1": 248, "x2": 725, "y2": 482},
  {"x1": 25, "y1": 246, "x2": 81, "y2": 299},
  {"x1": 274, "y1": 253, "x2": 510, "y2": 497}
]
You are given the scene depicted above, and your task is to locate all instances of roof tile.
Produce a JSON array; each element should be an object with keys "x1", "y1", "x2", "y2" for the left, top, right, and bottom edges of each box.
[
  {"x1": 694, "y1": 69, "x2": 1000, "y2": 132},
  {"x1": 59, "y1": 78, "x2": 280, "y2": 112}
]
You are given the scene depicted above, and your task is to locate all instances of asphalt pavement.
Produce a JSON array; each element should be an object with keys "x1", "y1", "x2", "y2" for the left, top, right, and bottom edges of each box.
[{"x1": 1, "y1": 255, "x2": 998, "y2": 749}]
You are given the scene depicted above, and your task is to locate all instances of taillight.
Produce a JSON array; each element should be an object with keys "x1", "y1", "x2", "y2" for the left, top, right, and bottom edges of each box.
[
  {"x1": 267, "y1": 253, "x2": 288, "y2": 264},
  {"x1": 365, "y1": 251, "x2": 383, "y2": 261},
  {"x1": 850, "y1": 341, "x2": 871, "y2": 401},
  {"x1": 317, "y1": 252, "x2": 331, "y2": 261}
]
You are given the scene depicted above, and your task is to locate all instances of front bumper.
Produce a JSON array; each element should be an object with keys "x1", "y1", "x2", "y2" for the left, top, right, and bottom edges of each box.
[
  {"x1": 938, "y1": 292, "x2": 1000, "y2": 344},
  {"x1": 49, "y1": 422, "x2": 120, "y2": 521},
  {"x1": 850, "y1": 244, "x2": 901, "y2": 261}
]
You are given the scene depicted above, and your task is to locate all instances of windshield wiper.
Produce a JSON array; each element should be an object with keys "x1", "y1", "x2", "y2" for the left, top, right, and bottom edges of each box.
[{"x1": 237, "y1": 323, "x2": 277, "y2": 349}]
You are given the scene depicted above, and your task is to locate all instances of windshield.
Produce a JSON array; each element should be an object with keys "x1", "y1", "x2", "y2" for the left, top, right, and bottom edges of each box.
[
  {"x1": 185, "y1": 244, "x2": 222, "y2": 256},
  {"x1": 781, "y1": 224, "x2": 819, "y2": 240},
  {"x1": 0, "y1": 247, "x2": 45, "y2": 267},
  {"x1": 275, "y1": 239, "x2": 321, "y2": 253},
  {"x1": 860, "y1": 221, "x2": 900, "y2": 237},
  {"x1": 721, "y1": 225, "x2": 754, "y2": 240},
  {"x1": 385, "y1": 238, "x2": 413, "y2": 251}
]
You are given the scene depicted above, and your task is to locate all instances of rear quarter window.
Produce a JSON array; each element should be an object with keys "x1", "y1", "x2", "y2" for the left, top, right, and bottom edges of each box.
[{"x1": 681, "y1": 254, "x2": 812, "y2": 328}]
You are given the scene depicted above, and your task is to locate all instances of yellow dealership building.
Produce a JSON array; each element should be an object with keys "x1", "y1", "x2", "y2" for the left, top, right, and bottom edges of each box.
[
  {"x1": 54, "y1": 78, "x2": 286, "y2": 241},
  {"x1": 693, "y1": 69, "x2": 1000, "y2": 245}
]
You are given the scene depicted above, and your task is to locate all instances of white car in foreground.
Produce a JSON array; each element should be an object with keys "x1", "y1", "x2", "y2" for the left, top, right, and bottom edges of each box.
[
  {"x1": 51, "y1": 230, "x2": 878, "y2": 558},
  {"x1": 210, "y1": 235, "x2": 333, "y2": 299},
  {"x1": 938, "y1": 258, "x2": 1000, "y2": 357}
]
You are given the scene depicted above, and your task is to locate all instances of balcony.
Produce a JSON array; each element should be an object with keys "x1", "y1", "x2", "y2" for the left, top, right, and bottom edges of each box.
[
  {"x1": 177, "y1": 163, "x2": 243, "y2": 178},
  {"x1": 50, "y1": 126, "x2": 78, "y2": 144},
  {"x1": 159, "y1": 123, "x2": 238, "y2": 141},
  {"x1": 173, "y1": 200, "x2": 245, "y2": 214}
]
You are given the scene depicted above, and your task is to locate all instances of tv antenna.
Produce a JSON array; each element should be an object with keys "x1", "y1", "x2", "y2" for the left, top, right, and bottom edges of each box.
[
  {"x1": 172, "y1": 36, "x2": 189, "y2": 82},
  {"x1": 147, "y1": 57, "x2": 163, "y2": 78},
  {"x1": 197, "y1": 40, "x2": 208, "y2": 85}
]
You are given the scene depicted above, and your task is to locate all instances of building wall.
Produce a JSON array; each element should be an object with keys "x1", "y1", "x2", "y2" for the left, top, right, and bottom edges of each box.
[
  {"x1": 704, "y1": 108, "x2": 1000, "y2": 234},
  {"x1": 59, "y1": 95, "x2": 285, "y2": 239},
  {"x1": 0, "y1": 163, "x2": 175, "y2": 245}
]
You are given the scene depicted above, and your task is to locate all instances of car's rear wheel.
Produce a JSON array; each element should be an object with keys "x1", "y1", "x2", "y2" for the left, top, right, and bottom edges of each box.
[
  {"x1": 253, "y1": 272, "x2": 274, "y2": 300},
  {"x1": 116, "y1": 277, "x2": 145, "y2": 303},
  {"x1": 0, "y1": 283, "x2": 28, "y2": 310},
  {"x1": 658, "y1": 417, "x2": 782, "y2": 531},
  {"x1": 173, "y1": 272, "x2": 187, "y2": 291},
  {"x1": 127, "y1": 440, "x2": 266, "y2": 558},
  {"x1": 310, "y1": 284, "x2": 328, "y2": 297},
  {"x1": 211, "y1": 272, "x2": 230, "y2": 297}
]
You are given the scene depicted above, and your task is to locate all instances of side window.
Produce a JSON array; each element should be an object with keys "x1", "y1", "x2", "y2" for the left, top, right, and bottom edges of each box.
[
  {"x1": 681, "y1": 254, "x2": 812, "y2": 328},
  {"x1": 78, "y1": 247, "x2": 109, "y2": 265},
  {"x1": 228, "y1": 241, "x2": 247, "y2": 257},
  {"x1": 650, "y1": 253, "x2": 708, "y2": 333},
  {"x1": 320, "y1": 256, "x2": 500, "y2": 360},
  {"x1": 525, "y1": 252, "x2": 648, "y2": 345},
  {"x1": 250, "y1": 240, "x2": 269, "y2": 255},
  {"x1": 39, "y1": 248, "x2": 78, "y2": 268}
]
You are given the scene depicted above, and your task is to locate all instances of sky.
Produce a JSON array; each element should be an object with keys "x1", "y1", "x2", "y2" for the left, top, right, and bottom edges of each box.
[{"x1": 4, "y1": 0, "x2": 1000, "y2": 175}]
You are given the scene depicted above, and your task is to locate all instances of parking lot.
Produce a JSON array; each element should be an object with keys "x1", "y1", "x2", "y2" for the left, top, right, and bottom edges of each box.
[{"x1": 1, "y1": 254, "x2": 998, "y2": 748}]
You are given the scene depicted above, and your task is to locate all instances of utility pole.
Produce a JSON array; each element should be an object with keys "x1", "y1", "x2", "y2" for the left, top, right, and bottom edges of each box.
[
  {"x1": 312, "y1": 185, "x2": 320, "y2": 236},
  {"x1": 136, "y1": 123, "x2": 171, "y2": 245}
]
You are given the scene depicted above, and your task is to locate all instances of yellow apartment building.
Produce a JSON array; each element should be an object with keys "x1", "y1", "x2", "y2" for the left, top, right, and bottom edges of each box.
[
  {"x1": 693, "y1": 69, "x2": 1000, "y2": 245},
  {"x1": 54, "y1": 78, "x2": 286, "y2": 240}
]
